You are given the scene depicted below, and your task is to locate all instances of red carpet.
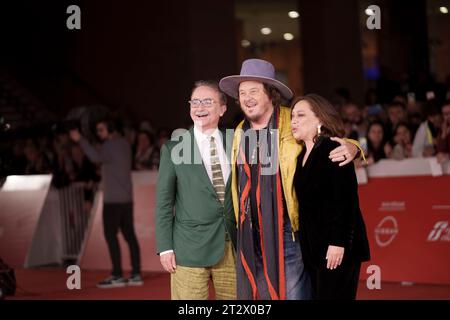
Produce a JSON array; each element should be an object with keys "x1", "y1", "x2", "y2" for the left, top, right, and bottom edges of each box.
[{"x1": 7, "y1": 268, "x2": 450, "y2": 300}]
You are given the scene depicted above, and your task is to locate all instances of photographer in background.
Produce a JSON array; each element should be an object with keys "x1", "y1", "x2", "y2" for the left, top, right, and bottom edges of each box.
[{"x1": 69, "y1": 118, "x2": 142, "y2": 288}]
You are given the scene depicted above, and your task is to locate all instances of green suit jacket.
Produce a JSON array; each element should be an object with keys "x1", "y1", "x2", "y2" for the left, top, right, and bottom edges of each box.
[{"x1": 155, "y1": 128, "x2": 237, "y2": 267}]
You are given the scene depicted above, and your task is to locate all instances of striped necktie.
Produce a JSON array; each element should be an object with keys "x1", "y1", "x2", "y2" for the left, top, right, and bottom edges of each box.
[{"x1": 210, "y1": 136, "x2": 225, "y2": 204}]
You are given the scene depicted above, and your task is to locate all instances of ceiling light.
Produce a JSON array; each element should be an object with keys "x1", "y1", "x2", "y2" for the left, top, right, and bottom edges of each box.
[
  {"x1": 261, "y1": 27, "x2": 272, "y2": 35},
  {"x1": 241, "y1": 39, "x2": 251, "y2": 48},
  {"x1": 288, "y1": 11, "x2": 299, "y2": 19},
  {"x1": 283, "y1": 33, "x2": 294, "y2": 41}
]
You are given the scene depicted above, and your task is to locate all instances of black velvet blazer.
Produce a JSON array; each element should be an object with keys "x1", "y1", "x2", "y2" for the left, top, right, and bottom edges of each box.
[{"x1": 294, "y1": 136, "x2": 371, "y2": 269}]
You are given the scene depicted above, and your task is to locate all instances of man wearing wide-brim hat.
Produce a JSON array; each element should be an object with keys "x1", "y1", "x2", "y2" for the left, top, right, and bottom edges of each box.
[{"x1": 219, "y1": 59, "x2": 363, "y2": 300}]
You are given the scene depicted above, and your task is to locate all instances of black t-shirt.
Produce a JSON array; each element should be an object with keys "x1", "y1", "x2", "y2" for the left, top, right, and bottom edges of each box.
[{"x1": 243, "y1": 128, "x2": 290, "y2": 256}]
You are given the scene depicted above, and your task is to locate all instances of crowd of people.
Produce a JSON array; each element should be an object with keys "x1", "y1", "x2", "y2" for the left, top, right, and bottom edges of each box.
[
  {"x1": 336, "y1": 93, "x2": 450, "y2": 166},
  {"x1": 1, "y1": 122, "x2": 171, "y2": 185},
  {"x1": 2, "y1": 95, "x2": 450, "y2": 189}
]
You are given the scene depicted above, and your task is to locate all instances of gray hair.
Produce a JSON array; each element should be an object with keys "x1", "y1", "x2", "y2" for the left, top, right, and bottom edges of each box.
[{"x1": 192, "y1": 80, "x2": 227, "y2": 106}]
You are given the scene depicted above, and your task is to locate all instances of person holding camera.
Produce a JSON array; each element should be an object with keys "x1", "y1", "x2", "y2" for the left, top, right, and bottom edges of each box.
[{"x1": 70, "y1": 119, "x2": 142, "y2": 288}]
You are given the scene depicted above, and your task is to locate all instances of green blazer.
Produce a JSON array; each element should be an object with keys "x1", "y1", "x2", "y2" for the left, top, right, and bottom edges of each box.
[{"x1": 155, "y1": 128, "x2": 237, "y2": 267}]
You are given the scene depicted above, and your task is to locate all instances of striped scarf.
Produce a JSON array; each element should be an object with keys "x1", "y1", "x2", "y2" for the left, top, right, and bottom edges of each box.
[{"x1": 236, "y1": 107, "x2": 286, "y2": 300}]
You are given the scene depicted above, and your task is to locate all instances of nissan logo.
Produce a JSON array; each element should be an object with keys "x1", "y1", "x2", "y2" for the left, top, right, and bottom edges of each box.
[{"x1": 375, "y1": 216, "x2": 399, "y2": 247}]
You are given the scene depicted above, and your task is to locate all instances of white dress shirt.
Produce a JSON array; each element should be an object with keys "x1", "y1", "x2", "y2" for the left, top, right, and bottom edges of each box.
[
  {"x1": 160, "y1": 126, "x2": 230, "y2": 256},
  {"x1": 193, "y1": 126, "x2": 230, "y2": 185}
]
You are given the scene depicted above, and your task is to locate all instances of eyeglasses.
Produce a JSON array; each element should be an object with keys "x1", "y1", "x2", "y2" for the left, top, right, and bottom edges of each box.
[{"x1": 188, "y1": 98, "x2": 217, "y2": 108}]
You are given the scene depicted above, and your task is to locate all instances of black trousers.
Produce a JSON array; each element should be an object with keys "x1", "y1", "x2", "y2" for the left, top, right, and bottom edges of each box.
[
  {"x1": 308, "y1": 257, "x2": 361, "y2": 300},
  {"x1": 103, "y1": 202, "x2": 141, "y2": 277}
]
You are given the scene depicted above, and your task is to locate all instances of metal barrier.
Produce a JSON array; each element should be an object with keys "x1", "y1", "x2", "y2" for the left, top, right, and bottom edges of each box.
[{"x1": 58, "y1": 182, "x2": 98, "y2": 262}]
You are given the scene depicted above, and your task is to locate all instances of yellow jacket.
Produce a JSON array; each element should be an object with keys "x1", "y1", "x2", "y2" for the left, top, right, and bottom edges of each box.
[
  {"x1": 231, "y1": 106, "x2": 362, "y2": 233},
  {"x1": 231, "y1": 106, "x2": 302, "y2": 232}
]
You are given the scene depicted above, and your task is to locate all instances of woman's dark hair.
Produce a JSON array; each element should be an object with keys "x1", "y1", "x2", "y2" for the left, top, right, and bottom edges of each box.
[
  {"x1": 367, "y1": 119, "x2": 385, "y2": 133},
  {"x1": 366, "y1": 120, "x2": 388, "y2": 161},
  {"x1": 290, "y1": 94, "x2": 345, "y2": 138},
  {"x1": 366, "y1": 120, "x2": 386, "y2": 148}
]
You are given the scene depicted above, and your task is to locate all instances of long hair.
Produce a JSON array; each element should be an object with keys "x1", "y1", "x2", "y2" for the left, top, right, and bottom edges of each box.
[
  {"x1": 291, "y1": 94, "x2": 345, "y2": 139},
  {"x1": 366, "y1": 120, "x2": 387, "y2": 149},
  {"x1": 263, "y1": 83, "x2": 282, "y2": 108}
]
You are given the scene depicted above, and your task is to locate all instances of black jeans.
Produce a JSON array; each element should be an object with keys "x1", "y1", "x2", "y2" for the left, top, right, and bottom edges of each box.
[{"x1": 103, "y1": 202, "x2": 141, "y2": 277}]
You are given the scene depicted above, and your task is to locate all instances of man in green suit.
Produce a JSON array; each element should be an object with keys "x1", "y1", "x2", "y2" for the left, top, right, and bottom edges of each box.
[{"x1": 155, "y1": 80, "x2": 237, "y2": 300}]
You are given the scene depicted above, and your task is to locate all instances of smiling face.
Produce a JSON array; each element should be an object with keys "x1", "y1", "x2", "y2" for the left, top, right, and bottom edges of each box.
[
  {"x1": 291, "y1": 100, "x2": 321, "y2": 143},
  {"x1": 190, "y1": 85, "x2": 226, "y2": 132},
  {"x1": 238, "y1": 81, "x2": 273, "y2": 127}
]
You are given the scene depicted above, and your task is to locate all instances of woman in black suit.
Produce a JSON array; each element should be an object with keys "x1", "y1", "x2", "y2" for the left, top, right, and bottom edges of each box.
[{"x1": 291, "y1": 94, "x2": 370, "y2": 300}]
